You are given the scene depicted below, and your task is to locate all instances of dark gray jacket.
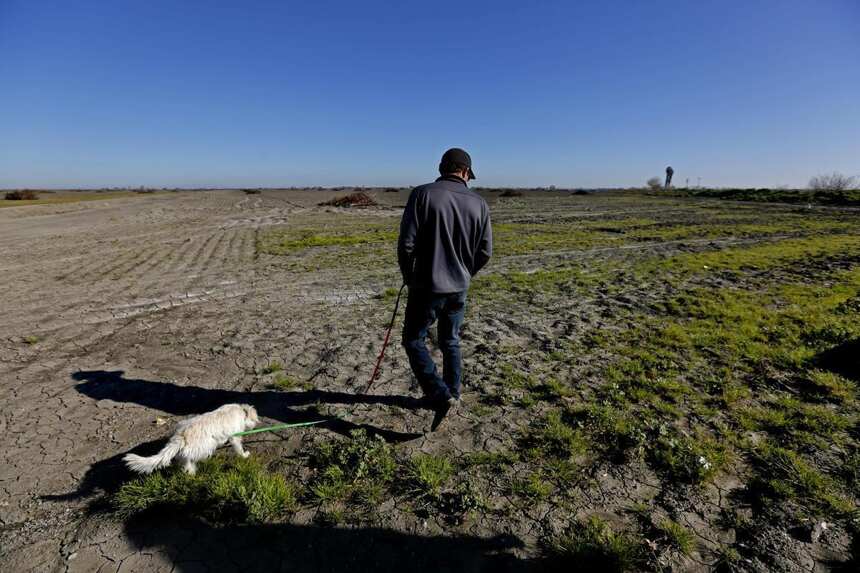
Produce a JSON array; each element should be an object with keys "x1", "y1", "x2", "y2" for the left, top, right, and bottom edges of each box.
[{"x1": 398, "y1": 175, "x2": 493, "y2": 293}]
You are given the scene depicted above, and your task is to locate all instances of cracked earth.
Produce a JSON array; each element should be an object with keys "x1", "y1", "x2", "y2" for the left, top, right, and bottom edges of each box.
[{"x1": 1, "y1": 189, "x2": 856, "y2": 572}]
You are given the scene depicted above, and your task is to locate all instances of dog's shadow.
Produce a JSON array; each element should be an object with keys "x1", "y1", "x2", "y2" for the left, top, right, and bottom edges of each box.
[
  {"x1": 48, "y1": 370, "x2": 427, "y2": 501},
  {"x1": 43, "y1": 436, "x2": 169, "y2": 502}
]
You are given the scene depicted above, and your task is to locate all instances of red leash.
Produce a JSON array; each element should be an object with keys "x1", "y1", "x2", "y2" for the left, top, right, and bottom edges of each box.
[{"x1": 363, "y1": 284, "x2": 406, "y2": 394}]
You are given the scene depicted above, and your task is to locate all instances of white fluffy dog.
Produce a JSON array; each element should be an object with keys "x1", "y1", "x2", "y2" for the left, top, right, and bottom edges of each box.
[{"x1": 123, "y1": 404, "x2": 259, "y2": 475}]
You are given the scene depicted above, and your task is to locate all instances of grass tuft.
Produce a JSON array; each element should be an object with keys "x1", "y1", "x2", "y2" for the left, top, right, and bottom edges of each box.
[
  {"x1": 406, "y1": 454, "x2": 454, "y2": 499},
  {"x1": 113, "y1": 455, "x2": 297, "y2": 523},
  {"x1": 656, "y1": 518, "x2": 695, "y2": 555},
  {"x1": 547, "y1": 516, "x2": 645, "y2": 572},
  {"x1": 750, "y1": 444, "x2": 855, "y2": 518},
  {"x1": 309, "y1": 430, "x2": 396, "y2": 505},
  {"x1": 261, "y1": 361, "x2": 283, "y2": 374},
  {"x1": 526, "y1": 409, "x2": 589, "y2": 460},
  {"x1": 649, "y1": 432, "x2": 728, "y2": 484},
  {"x1": 269, "y1": 373, "x2": 300, "y2": 390}
]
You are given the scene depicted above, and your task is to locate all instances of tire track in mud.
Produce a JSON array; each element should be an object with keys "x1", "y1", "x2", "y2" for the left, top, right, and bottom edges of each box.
[
  {"x1": 3, "y1": 237, "x2": 216, "y2": 347},
  {"x1": 0, "y1": 224, "x2": 806, "y2": 348},
  {"x1": 3, "y1": 213, "x2": 274, "y2": 346},
  {"x1": 5, "y1": 235, "x2": 266, "y2": 359},
  {"x1": 187, "y1": 229, "x2": 230, "y2": 287},
  {"x1": 3, "y1": 241, "x2": 172, "y2": 335}
]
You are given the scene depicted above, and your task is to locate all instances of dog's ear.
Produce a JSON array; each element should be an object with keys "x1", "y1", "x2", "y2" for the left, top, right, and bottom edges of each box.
[{"x1": 243, "y1": 404, "x2": 258, "y2": 421}]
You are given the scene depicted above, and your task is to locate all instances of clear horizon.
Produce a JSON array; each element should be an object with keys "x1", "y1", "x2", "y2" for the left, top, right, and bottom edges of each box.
[{"x1": 1, "y1": 0, "x2": 858, "y2": 189}]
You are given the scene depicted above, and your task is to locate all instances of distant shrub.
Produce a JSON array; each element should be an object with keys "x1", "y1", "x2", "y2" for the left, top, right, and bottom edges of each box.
[
  {"x1": 572, "y1": 189, "x2": 590, "y2": 195},
  {"x1": 383, "y1": 187, "x2": 401, "y2": 193},
  {"x1": 243, "y1": 189, "x2": 262, "y2": 194},
  {"x1": 500, "y1": 189, "x2": 523, "y2": 197},
  {"x1": 646, "y1": 177, "x2": 662, "y2": 190},
  {"x1": 809, "y1": 172, "x2": 857, "y2": 192},
  {"x1": 4, "y1": 190, "x2": 38, "y2": 200}
]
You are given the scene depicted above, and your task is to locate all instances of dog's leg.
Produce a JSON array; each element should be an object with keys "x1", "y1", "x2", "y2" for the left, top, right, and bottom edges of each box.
[
  {"x1": 230, "y1": 436, "x2": 250, "y2": 458},
  {"x1": 182, "y1": 459, "x2": 197, "y2": 475}
]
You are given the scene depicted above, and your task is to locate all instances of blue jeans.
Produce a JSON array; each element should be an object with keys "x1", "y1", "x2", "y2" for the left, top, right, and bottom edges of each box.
[{"x1": 402, "y1": 288, "x2": 467, "y2": 401}]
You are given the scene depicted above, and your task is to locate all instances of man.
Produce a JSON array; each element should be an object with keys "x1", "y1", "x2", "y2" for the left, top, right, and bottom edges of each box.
[
  {"x1": 665, "y1": 165, "x2": 674, "y2": 189},
  {"x1": 398, "y1": 148, "x2": 492, "y2": 412}
]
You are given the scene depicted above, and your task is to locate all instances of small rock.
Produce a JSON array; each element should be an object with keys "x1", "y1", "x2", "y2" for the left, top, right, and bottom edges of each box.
[{"x1": 811, "y1": 521, "x2": 827, "y2": 543}]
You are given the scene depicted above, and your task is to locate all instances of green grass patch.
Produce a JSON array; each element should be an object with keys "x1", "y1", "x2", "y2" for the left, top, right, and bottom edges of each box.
[
  {"x1": 113, "y1": 455, "x2": 297, "y2": 523},
  {"x1": 569, "y1": 403, "x2": 646, "y2": 460},
  {"x1": 308, "y1": 430, "x2": 396, "y2": 506},
  {"x1": 493, "y1": 222, "x2": 623, "y2": 256},
  {"x1": 749, "y1": 444, "x2": 855, "y2": 518},
  {"x1": 525, "y1": 410, "x2": 589, "y2": 460},
  {"x1": 675, "y1": 187, "x2": 860, "y2": 207},
  {"x1": 737, "y1": 396, "x2": 853, "y2": 448},
  {"x1": 649, "y1": 431, "x2": 730, "y2": 484},
  {"x1": 462, "y1": 450, "x2": 520, "y2": 468},
  {"x1": 547, "y1": 516, "x2": 646, "y2": 572},
  {"x1": 261, "y1": 361, "x2": 283, "y2": 374},
  {"x1": 625, "y1": 219, "x2": 852, "y2": 243},
  {"x1": 511, "y1": 470, "x2": 553, "y2": 500},
  {"x1": 377, "y1": 286, "x2": 400, "y2": 301},
  {"x1": 258, "y1": 223, "x2": 397, "y2": 254},
  {"x1": 641, "y1": 233, "x2": 860, "y2": 276},
  {"x1": 472, "y1": 265, "x2": 593, "y2": 299},
  {"x1": 269, "y1": 373, "x2": 303, "y2": 390},
  {"x1": 406, "y1": 454, "x2": 454, "y2": 500},
  {"x1": 655, "y1": 519, "x2": 695, "y2": 555}
]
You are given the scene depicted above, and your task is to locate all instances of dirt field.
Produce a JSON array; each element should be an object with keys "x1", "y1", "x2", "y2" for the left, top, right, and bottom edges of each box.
[{"x1": 1, "y1": 189, "x2": 857, "y2": 572}]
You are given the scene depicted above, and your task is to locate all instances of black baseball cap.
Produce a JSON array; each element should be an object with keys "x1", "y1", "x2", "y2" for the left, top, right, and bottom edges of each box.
[{"x1": 440, "y1": 147, "x2": 476, "y2": 180}]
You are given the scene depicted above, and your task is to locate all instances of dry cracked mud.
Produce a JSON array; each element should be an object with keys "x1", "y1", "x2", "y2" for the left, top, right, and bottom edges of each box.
[{"x1": 1, "y1": 189, "x2": 857, "y2": 572}]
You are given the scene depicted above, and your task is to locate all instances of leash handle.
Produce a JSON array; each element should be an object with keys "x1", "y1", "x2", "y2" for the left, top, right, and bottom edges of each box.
[{"x1": 363, "y1": 283, "x2": 406, "y2": 394}]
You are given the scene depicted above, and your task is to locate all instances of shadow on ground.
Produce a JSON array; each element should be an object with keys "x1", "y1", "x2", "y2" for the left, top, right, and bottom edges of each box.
[
  {"x1": 815, "y1": 338, "x2": 860, "y2": 382},
  {"x1": 120, "y1": 512, "x2": 559, "y2": 573},
  {"x1": 43, "y1": 437, "x2": 169, "y2": 502},
  {"x1": 58, "y1": 372, "x2": 575, "y2": 572},
  {"x1": 53, "y1": 370, "x2": 426, "y2": 501}
]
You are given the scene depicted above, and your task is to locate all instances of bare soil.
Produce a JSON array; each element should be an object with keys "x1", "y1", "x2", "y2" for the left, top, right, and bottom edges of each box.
[{"x1": 0, "y1": 189, "x2": 856, "y2": 572}]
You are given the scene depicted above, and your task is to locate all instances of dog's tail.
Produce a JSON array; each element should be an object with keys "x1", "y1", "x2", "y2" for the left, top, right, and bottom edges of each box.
[{"x1": 123, "y1": 437, "x2": 183, "y2": 474}]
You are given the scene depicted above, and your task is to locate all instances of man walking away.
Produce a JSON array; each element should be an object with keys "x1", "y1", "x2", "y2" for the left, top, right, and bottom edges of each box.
[
  {"x1": 398, "y1": 148, "x2": 492, "y2": 412},
  {"x1": 665, "y1": 165, "x2": 674, "y2": 189}
]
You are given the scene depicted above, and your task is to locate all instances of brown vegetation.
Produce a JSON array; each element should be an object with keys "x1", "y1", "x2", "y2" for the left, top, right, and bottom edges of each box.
[
  {"x1": 4, "y1": 190, "x2": 38, "y2": 200},
  {"x1": 318, "y1": 191, "x2": 378, "y2": 207}
]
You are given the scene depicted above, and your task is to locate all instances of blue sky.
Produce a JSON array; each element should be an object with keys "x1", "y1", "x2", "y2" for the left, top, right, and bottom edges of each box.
[{"x1": 1, "y1": 0, "x2": 858, "y2": 188}]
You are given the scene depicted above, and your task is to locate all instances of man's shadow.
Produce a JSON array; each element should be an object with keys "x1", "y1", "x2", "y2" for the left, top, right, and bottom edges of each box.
[
  {"x1": 814, "y1": 338, "x2": 859, "y2": 383},
  {"x1": 71, "y1": 369, "x2": 428, "y2": 421},
  {"x1": 50, "y1": 370, "x2": 426, "y2": 501},
  {"x1": 117, "y1": 512, "x2": 549, "y2": 573}
]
